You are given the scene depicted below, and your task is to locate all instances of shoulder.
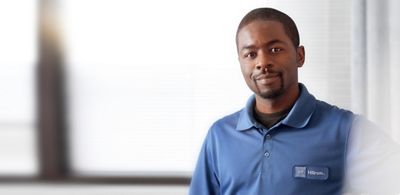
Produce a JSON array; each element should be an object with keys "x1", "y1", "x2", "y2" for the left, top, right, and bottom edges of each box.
[
  {"x1": 213, "y1": 110, "x2": 242, "y2": 127},
  {"x1": 309, "y1": 99, "x2": 355, "y2": 135},
  {"x1": 201, "y1": 109, "x2": 244, "y2": 151},
  {"x1": 208, "y1": 109, "x2": 243, "y2": 136},
  {"x1": 314, "y1": 99, "x2": 354, "y2": 121}
]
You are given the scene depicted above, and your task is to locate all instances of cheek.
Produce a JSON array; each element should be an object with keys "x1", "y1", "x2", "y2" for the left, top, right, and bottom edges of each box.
[
  {"x1": 282, "y1": 64, "x2": 299, "y2": 82},
  {"x1": 240, "y1": 62, "x2": 254, "y2": 75},
  {"x1": 240, "y1": 64, "x2": 255, "y2": 84}
]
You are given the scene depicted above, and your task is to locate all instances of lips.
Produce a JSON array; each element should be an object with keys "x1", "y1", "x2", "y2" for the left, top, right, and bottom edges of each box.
[{"x1": 255, "y1": 73, "x2": 281, "y2": 85}]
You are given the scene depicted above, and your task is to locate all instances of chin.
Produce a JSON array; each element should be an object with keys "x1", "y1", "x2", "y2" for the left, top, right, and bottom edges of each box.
[
  {"x1": 258, "y1": 90, "x2": 283, "y2": 99},
  {"x1": 254, "y1": 77, "x2": 286, "y2": 99},
  {"x1": 259, "y1": 88, "x2": 285, "y2": 99}
]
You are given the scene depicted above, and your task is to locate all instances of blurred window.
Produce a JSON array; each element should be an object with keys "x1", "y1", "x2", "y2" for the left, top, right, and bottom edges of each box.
[
  {"x1": 60, "y1": 0, "x2": 351, "y2": 176},
  {"x1": 0, "y1": 1, "x2": 38, "y2": 176}
]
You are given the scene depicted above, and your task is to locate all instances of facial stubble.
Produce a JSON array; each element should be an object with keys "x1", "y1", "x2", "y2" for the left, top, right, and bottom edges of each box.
[{"x1": 253, "y1": 73, "x2": 285, "y2": 99}]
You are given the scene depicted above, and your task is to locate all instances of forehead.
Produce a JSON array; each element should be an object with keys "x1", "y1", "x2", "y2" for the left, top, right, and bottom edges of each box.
[{"x1": 237, "y1": 20, "x2": 291, "y2": 49}]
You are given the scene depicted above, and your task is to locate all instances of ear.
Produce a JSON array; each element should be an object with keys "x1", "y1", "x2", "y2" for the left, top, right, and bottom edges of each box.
[{"x1": 296, "y1": 46, "x2": 305, "y2": 67}]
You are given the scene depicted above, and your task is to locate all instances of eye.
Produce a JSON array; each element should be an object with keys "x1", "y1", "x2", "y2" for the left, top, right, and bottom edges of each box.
[
  {"x1": 270, "y1": 47, "x2": 282, "y2": 53},
  {"x1": 244, "y1": 52, "x2": 257, "y2": 59}
]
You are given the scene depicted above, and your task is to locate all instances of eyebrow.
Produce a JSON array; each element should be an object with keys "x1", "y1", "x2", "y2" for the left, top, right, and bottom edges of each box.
[{"x1": 240, "y1": 39, "x2": 285, "y2": 52}]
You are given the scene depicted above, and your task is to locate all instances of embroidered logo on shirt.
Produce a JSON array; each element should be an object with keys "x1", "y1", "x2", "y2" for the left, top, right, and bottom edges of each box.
[{"x1": 293, "y1": 165, "x2": 329, "y2": 180}]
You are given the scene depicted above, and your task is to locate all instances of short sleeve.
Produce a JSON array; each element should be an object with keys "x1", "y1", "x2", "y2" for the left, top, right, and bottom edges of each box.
[{"x1": 343, "y1": 115, "x2": 400, "y2": 194}]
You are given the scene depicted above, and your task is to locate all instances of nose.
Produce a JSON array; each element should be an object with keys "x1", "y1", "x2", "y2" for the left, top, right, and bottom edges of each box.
[
  {"x1": 255, "y1": 53, "x2": 272, "y2": 71},
  {"x1": 255, "y1": 63, "x2": 272, "y2": 70}
]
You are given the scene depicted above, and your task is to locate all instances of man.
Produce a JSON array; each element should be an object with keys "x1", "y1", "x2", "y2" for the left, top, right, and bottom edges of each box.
[{"x1": 189, "y1": 7, "x2": 400, "y2": 195}]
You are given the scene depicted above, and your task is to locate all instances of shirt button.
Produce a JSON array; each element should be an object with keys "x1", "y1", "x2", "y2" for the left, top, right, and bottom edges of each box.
[
  {"x1": 264, "y1": 151, "x2": 270, "y2": 158},
  {"x1": 266, "y1": 134, "x2": 272, "y2": 140}
]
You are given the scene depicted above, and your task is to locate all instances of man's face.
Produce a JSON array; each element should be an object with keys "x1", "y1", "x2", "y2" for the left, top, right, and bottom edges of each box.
[{"x1": 237, "y1": 20, "x2": 304, "y2": 99}]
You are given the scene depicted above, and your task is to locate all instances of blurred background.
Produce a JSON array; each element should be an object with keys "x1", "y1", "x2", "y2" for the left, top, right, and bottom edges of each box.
[{"x1": 0, "y1": 0, "x2": 399, "y2": 194}]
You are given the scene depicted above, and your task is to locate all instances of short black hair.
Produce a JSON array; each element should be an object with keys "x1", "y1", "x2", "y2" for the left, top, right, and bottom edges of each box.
[{"x1": 236, "y1": 7, "x2": 300, "y2": 47}]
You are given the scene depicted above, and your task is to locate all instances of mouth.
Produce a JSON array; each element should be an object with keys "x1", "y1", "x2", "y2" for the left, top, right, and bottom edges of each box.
[{"x1": 254, "y1": 73, "x2": 281, "y2": 85}]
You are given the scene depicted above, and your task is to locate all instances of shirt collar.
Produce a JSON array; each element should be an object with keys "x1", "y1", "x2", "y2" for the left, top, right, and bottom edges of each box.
[{"x1": 236, "y1": 83, "x2": 316, "y2": 131}]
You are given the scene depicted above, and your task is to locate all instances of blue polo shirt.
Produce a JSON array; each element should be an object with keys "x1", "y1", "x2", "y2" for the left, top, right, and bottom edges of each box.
[{"x1": 189, "y1": 84, "x2": 354, "y2": 195}]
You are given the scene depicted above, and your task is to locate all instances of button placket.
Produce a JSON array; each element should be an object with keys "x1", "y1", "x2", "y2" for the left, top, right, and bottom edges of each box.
[
  {"x1": 264, "y1": 151, "x2": 270, "y2": 157},
  {"x1": 263, "y1": 134, "x2": 272, "y2": 158},
  {"x1": 262, "y1": 130, "x2": 273, "y2": 176}
]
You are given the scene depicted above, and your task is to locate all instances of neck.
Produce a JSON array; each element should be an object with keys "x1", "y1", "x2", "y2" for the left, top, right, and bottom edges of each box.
[{"x1": 255, "y1": 84, "x2": 300, "y2": 114}]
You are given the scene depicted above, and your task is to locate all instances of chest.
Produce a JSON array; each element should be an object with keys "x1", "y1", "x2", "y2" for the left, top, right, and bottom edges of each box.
[{"x1": 215, "y1": 125, "x2": 347, "y2": 194}]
